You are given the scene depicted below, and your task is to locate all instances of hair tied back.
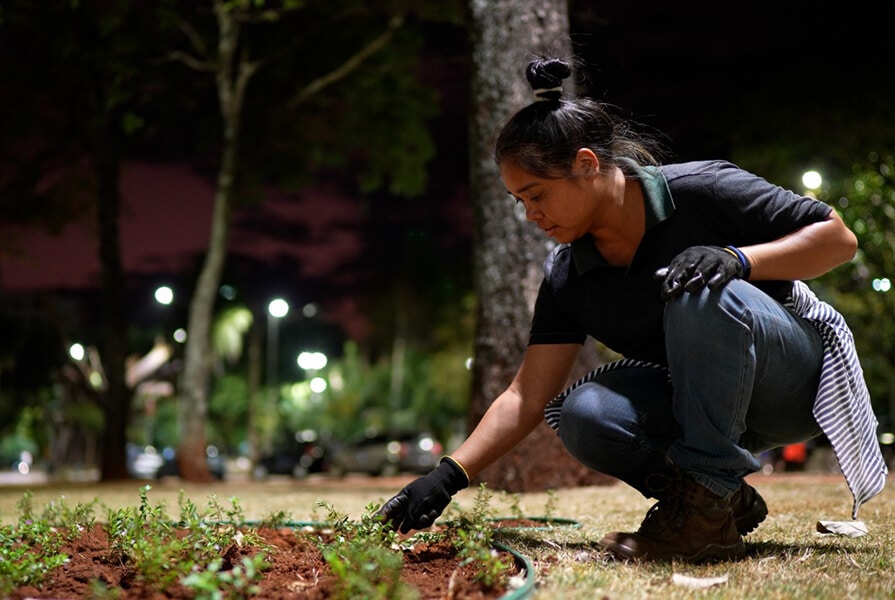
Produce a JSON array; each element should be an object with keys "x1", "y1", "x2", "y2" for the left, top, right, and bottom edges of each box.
[
  {"x1": 533, "y1": 86, "x2": 562, "y2": 101},
  {"x1": 526, "y1": 57, "x2": 572, "y2": 102}
]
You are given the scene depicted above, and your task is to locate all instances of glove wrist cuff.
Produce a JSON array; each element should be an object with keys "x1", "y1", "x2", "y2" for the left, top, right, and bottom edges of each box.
[
  {"x1": 723, "y1": 245, "x2": 752, "y2": 280},
  {"x1": 440, "y1": 456, "x2": 470, "y2": 489}
]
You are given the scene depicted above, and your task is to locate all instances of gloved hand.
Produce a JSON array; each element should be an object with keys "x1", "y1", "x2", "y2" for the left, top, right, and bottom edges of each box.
[
  {"x1": 655, "y1": 246, "x2": 746, "y2": 300},
  {"x1": 376, "y1": 457, "x2": 469, "y2": 533}
]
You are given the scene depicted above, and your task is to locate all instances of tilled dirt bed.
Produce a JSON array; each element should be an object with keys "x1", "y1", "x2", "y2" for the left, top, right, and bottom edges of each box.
[{"x1": 8, "y1": 522, "x2": 532, "y2": 599}]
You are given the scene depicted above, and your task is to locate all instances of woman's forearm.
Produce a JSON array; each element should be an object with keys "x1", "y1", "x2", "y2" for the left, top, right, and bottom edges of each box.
[
  {"x1": 449, "y1": 389, "x2": 545, "y2": 479},
  {"x1": 741, "y1": 210, "x2": 857, "y2": 281}
]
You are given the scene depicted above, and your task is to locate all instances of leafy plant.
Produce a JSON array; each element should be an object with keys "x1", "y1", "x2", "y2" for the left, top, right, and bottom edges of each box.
[
  {"x1": 448, "y1": 484, "x2": 511, "y2": 588},
  {"x1": 502, "y1": 491, "x2": 524, "y2": 520},
  {"x1": 100, "y1": 486, "x2": 273, "y2": 592},
  {"x1": 544, "y1": 489, "x2": 558, "y2": 524},
  {"x1": 318, "y1": 500, "x2": 417, "y2": 600},
  {"x1": 0, "y1": 521, "x2": 69, "y2": 595},
  {"x1": 255, "y1": 509, "x2": 293, "y2": 529},
  {"x1": 182, "y1": 554, "x2": 267, "y2": 600},
  {"x1": 104, "y1": 485, "x2": 184, "y2": 588}
]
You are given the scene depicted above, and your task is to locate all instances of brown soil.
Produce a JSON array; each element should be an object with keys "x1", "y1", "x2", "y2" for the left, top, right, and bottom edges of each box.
[{"x1": 8, "y1": 523, "x2": 522, "y2": 599}]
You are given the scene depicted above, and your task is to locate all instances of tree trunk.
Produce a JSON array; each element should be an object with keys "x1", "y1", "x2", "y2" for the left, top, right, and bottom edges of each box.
[
  {"x1": 466, "y1": 0, "x2": 613, "y2": 492},
  {"x1": 177, "y1": 1, "x2": 252, "y2": 482},
  {"x1": 96, "y1": 138, "x2": 133, "y2": 481},
  {"x1": 246, "y1": 321, "x2": 263, "y2": 468}
]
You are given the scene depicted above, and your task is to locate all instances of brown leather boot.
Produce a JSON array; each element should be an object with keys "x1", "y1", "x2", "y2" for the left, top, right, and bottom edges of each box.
[
  {"x1": 731, "y1": 482, "x2": 767, "y2": 535},
  {"x1": 600, "y1": 476, "x2": 745, "y2": 562}
]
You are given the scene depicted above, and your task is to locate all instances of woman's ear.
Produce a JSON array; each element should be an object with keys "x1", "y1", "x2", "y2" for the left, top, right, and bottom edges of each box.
[{"x1": 573, "y1": 148, "x2": 600, "y2": 178}]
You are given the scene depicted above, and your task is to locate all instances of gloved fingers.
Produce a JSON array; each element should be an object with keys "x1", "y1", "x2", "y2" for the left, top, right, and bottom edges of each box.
[
  {"x1": 661, "y1": 278, "x2": 682, "y2": 299},
  {"x1": 399, "y1": 518, "x2": 414, "y2": 534},
  {"x1": 416, "y1": 511, "x2": 434, "y2": 530},
  {"x1": 683, "y1": 271, "x2": 706, "y2": 293},
  {"x1": 376, "y1": 493, "x2": 409, "y2": 529},
  {"x1": 406, "y1": 493, "x2": 450, "y2": 532},
  {"x1": 707, "y1": 270, "x2": 731, "y2": 289}
]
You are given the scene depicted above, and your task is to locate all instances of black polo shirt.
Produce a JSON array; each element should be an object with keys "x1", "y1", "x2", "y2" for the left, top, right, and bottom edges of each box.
[{"x1": 528, "y1": 160, "x2": 833, "y2": 364}]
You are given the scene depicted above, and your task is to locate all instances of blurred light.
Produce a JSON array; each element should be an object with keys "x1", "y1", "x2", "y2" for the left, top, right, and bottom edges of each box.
[
  {"x1": 309, "y1": 376, "x2": 327, "y2": 393},
  {"x1": 69, "y1": 343, "x2": 85, "y2": 361},
  {"x1": 298, "y1": 429, "x2": 318, "y2": 442},
  {"x1": 872, "y1": 278, "x2": 891, "y2": 293},
  {"x1": 298, "y1": 351, "x2": 328, "y2": 370},
  {"x1": 89, "y1": 372, "x2": 104, "y2": 389},
  {"x1": 465, "y1": 357, "x2": 474, "y2": 370},
  {"x1": 268, "y1": 298, "x2": 290, "y2": 318},
  {"x1": 154, "y1": 286, "x2": 174, "y2": 305},
  {"x1": 219, "y1": 285, "x2": 237, "y2": 300},
  {"x1": 302, "y1": 302, "x2": 319, "y2": 318},
  {"x1": 173, "y1": 328, "x2": 188, "y2": 343},
  {"x1": 329, "y1": 370, "x2": 344, "y2": 391},
  {"x1": 880, "y1": 432, "x2": 895, "y2": 445},
  {"x1": 802, "y1": 170, "x2": 822, "y2": 190},
  {"x1": 418, "y1": 436, "x2": 435, "y2": 452}
]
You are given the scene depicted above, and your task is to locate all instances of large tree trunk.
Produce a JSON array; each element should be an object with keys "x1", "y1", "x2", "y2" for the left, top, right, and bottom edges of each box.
[
  {"x1": 96, "y1": 137, "x2": 133, "y2": 481},
  {"x1": 466, "y1": 0, "x2": 612, "y2": 492},
  {"x1": 177, "y1": 2, "x2": 252, "y2": 481}
]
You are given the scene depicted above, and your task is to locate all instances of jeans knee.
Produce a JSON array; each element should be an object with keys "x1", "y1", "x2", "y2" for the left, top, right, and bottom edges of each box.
[
  {"x1": 558, "y1": 386, "x2": 630, "y2": 472},
  {"x1": 664, "y1": 281, "x2": 751, "y2": 343}
]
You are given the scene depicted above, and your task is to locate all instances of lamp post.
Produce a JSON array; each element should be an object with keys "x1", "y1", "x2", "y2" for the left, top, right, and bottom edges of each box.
[{"x1": 266, "y1": 298, "x2": 290, "y2": 405}]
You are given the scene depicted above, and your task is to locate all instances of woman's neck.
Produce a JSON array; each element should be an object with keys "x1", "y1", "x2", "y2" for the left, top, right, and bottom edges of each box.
[{"x1": 589, "y1": 173, "x2": 645, "y2": 266}]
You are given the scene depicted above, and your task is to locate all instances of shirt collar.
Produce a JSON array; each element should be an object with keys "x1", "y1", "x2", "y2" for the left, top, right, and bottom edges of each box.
[{"x1": 570, "y1": 162, "x2": 675, "y2": 273}]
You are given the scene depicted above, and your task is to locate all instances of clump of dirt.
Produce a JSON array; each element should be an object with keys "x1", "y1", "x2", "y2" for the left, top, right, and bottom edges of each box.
[{"x1": 8, "y1": 524, "x2": 519, "y2": 599}]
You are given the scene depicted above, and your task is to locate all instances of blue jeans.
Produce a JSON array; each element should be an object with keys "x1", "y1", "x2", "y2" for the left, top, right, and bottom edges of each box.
[{"x1": 558, "y1": 280, "x2": 824, "y2": 498}]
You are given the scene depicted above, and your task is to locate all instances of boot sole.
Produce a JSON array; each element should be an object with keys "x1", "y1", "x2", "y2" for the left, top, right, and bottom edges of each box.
[
  {"x1": 736, "y1": 490, "x2": 768, "y2": 536},
  {"x1": 600, "y1": 537, "x2": 746, "y2": 563}
]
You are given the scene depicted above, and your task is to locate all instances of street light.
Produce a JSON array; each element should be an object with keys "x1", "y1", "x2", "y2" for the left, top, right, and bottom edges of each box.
[
  {"x1": 297, "y1": 351, "x2": 327, "y2": 371},
  {"x1": 802, "y1": 170, "x2": 822, "y2": 197},
  {"x1": 267, "y1": 298, "x2": 290, "y2": 404},
  {"x1": 298, "y1": 351, "x2": 329, "y2": 402},
  {"x1": 69, "y1": 343, "x2": 85, "y2": 361},
  {"x1": 154, "y1": 285, "x2": 174, "y2": 306}
]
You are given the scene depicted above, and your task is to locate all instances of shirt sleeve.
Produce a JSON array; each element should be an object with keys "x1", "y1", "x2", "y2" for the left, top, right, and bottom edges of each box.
[{"x1": 710, "y1": 161, "x2": 833, "y2": 243}]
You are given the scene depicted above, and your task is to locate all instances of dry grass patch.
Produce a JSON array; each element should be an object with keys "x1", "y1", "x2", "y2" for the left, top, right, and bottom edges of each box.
[{"x1": 488, "y1": 475, "x2": 894, "y2": 599}]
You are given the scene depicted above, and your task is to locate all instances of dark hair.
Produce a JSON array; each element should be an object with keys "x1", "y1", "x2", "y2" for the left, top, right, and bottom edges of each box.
[{"x1": 494, "y1": 57, "x2": 665, "y2": 178}]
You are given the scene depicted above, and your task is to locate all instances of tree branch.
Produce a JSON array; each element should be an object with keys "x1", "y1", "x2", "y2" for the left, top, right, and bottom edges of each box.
[
  {"x1": 162, "y1": 50, "x2": 217, "y2": 73},
  {"x1": 288, "y1": 13, "x2": 404, "y2": 107}
]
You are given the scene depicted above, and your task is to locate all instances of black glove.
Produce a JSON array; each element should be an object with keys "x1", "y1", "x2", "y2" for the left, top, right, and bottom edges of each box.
[
  {"x1": 376, "y1": 457, "x2": 469, "y2": 533},
  {"x1": 655, "y1": 246, "x2": 746, "y2": 300}
]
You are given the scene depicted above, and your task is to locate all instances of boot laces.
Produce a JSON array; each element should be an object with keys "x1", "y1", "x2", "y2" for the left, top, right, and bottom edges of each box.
[{"x1": 639, "y1": 474, "x2": 693, "y2": 535}]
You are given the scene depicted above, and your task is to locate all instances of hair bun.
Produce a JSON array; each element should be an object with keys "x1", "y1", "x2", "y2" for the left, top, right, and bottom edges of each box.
[{"x1": 526, "y1": 57, "x2": 571, "y2": 101}]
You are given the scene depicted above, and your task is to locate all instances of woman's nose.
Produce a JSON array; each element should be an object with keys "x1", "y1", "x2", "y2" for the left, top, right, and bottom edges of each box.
[{"x1": 523, "y1": 201, "x2": 541, "y2": 221}]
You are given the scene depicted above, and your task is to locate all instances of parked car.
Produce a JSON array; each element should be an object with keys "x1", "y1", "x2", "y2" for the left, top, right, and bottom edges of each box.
[
  {"x1": 155, "y1": 444, "x2": 226, "y2": 480},
  {"x1": 327, "y1": 432, "x2": 442, "y2": 477},
  {"x1": 396, "y1": 433, "x2": 442, "y2": 474},
  {"x1": 253, "y1": 430, "x2": 327, "y2": 480},
  {"x1": 126, "y1": 444, "x2": 165, "y2": 480}
]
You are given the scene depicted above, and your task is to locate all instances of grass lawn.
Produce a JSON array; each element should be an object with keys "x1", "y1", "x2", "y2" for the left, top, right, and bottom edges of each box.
[{"x1": 1, "y1": 471, "x2": 892, "y2": 599}]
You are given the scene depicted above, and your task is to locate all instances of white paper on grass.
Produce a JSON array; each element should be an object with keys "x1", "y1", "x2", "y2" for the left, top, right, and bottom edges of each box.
[
  {"x1": 816, "y1": 520, "x2": 869, "y2": 538},
  {"x1": 671, "y1": 573, "x2": 729, "y2": 590}
]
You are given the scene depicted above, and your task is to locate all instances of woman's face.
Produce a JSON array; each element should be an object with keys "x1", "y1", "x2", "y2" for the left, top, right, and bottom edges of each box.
[{"x1": 500, "y1": 159, "x2": 599, "y2": 244}]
